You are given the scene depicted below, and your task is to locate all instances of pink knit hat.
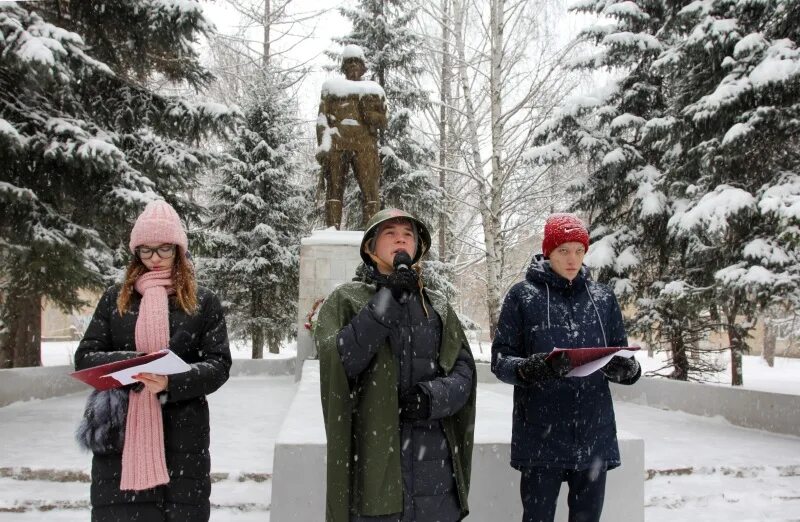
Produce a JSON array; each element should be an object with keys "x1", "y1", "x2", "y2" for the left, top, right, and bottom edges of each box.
[
  {"x1": 542, "y1": 213, "x2": 589, "y2": 258},
  {"x1": 129, "y1": 200, "x2": 188, "y2": 253}
]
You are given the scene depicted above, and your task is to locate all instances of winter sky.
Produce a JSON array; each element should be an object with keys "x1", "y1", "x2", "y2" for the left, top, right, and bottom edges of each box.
[
  {"x1": 198, "y1": 0, "x2": 352, "y2": 128},
  {"x1": 196, "y1": 0, "x2": 602, "y2": 132}
]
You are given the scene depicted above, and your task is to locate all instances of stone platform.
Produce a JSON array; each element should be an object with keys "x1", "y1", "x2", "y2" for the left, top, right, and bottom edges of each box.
[{"x1": 271, "y1": 360, "x2": 645, "y2": 522}]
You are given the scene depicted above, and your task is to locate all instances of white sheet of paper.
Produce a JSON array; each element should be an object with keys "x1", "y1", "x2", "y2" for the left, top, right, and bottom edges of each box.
[
  {"x1": 105, "y1": 349, "x2": 191, "y2": 385},
  {"x1": 567, "y1": 349, "x2": 638, "y2": 378}
]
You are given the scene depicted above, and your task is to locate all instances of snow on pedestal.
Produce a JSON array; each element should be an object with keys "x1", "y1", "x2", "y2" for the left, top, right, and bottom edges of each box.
[{"x1": 295, "y1": 229, "x2": 364, "y2": 380}]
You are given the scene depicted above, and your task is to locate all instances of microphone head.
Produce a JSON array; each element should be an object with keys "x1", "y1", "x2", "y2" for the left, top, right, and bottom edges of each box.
[{"x1": 393, "y1": 250, "x2": 413, "y2": 270}]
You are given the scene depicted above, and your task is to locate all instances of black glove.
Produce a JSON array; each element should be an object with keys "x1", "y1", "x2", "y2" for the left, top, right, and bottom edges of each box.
[
  {"x1": 517, "y1": 352, "x2": 571, "y2": 383},
  {"x1": 602, "y1": 355, "x2": 640, "y2": 383},
  {"x1": 399, "y1": 385, "x2": 431, "y2": 421},
  {"x1": 386, "y1": 251, "x2": 419, "y2": 302},
  {"x1": 367, "y1": 286, "x2": 405, "y2": 327}
]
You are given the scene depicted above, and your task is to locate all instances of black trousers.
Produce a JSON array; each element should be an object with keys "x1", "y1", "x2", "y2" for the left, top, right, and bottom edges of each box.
[{"x1": 520, "y1": 467, "x2": 607, "y2": 522}]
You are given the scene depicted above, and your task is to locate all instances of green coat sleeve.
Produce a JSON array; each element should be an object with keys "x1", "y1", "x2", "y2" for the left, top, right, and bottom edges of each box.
[
  {"x1": 441, "y1": 302, "x2": 477, "y2": 518},
  {"x1": 315, "y1": 289, "x2": 355, "y2": 522}
]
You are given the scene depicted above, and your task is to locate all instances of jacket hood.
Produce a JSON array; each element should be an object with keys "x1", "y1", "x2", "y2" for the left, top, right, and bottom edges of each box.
[{"x1": 525, "y1": 253, "x2": 590, "y2": 290}]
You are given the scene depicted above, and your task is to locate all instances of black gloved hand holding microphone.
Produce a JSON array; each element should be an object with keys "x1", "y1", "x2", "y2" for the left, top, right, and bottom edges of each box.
[
  {"x1": 386, "y1": 250, "x2": 419, "y2": 303},
  {"x1": 366, "y1": 252, "x2": 418, "y2": 326}
]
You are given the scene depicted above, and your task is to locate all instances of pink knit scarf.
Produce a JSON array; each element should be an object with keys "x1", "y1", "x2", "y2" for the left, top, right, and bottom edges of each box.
[{"x1": 120, "y1": 269, "x2": 173, "y2": 491}]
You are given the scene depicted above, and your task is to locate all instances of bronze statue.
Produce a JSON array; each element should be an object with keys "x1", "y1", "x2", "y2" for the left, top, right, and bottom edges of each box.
[{"x1": 316, "y1": 45, "x2": 387, "y2": 229}]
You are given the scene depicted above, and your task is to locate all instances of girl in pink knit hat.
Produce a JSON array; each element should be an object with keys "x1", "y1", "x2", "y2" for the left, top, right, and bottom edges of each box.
[{"x1": 74, "y1": 200, "x2": 231, "y2": 521}]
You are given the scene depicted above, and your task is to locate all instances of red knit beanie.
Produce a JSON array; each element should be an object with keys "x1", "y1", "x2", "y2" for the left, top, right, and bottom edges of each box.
[
  {"x1": 542, "y1": 213, "x2": 589, "y2": 258},
  {"x1": 129, "y1": 200, "x2": 188, "y2": 253}
]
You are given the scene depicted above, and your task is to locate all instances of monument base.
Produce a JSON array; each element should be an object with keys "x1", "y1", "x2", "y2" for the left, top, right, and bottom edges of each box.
[
  {"x1": 271, "y1": 360, "x2": 645, "y2": 522},
  {"x1": 295, "y1": 229, "x2": 364, "y2": 380}
]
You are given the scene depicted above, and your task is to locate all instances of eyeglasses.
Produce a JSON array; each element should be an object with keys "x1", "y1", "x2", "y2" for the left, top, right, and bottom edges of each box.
[{"x1": 136, "y1": 245, "x2": 176, "y2": 260}]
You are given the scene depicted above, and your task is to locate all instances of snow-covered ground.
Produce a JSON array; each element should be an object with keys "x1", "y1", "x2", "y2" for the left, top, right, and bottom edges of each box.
[
  {"x1": 46, "y1": 338, "x2": 800, "y2": 395},
  {"x1": 2, "y1": 343, "x2": 799, "y2": 520},
  {"x1": 636, "y1": 348, "x2": 800, "y2": 395},
  {"x1": 469, "y1": 339, "x2": 800, "y2": 396},
  {"x1": 0, "y1": 374, "x2": 295, "y2": 521}
]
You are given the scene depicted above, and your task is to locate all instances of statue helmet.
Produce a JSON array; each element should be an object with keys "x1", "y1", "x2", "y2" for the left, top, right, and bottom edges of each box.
[
  {"x1": 341, "y1": 44, "x2": 367, "y2": 72},
  {"x1": 360, "y1": 208, "x2": 431, "y2": 266}
]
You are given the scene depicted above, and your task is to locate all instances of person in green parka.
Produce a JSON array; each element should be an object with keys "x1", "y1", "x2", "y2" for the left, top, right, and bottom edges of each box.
[{"x1": 314, "y1": 208, "x2": 477, "y2": 522}]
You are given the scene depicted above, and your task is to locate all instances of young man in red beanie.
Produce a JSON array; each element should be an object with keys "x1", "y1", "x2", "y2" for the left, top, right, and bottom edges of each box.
[{"x1": 491, "y1": 213, "x2": 640, "y2": 522}]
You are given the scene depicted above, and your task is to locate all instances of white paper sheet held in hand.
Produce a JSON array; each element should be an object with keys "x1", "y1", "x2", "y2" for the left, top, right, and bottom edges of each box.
[
  {"x1": 568, "y1": 350, "x2": 638, "y2": 378},
  {"x1": 105, "y1": 349, "x2": 191, "y2": 385}
]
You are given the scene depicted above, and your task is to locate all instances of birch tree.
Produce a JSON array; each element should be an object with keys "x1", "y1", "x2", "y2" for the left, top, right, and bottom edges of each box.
[{"x1": 422, "y1": 0, "x2": 581, "y2": 337}]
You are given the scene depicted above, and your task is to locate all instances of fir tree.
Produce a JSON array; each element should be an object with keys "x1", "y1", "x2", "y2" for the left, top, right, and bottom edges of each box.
[
  {"x1": 529, "y1": 0, "x2": 712, "y2": 379},
  {"x1": 202, "y1": 75, "x2": 308, "y2": 357},
  {"x1": 532, "y1": 0, "x2": 800, "y2": 384},
  {"x1": 654, "y1": 0, "x2": 800, "y2": 384},
  {"x1": 0, "y1": 1, "x2": 238, "y2": 367},
  {"x1": 334, "y1": 0, "x2": 440, "y2": 227}
]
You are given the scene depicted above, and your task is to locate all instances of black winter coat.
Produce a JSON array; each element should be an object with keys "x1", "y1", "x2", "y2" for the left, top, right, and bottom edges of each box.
[
  {"x1": 491, "y1": 255, "x2": 635, "y2": 471},
  {"x1": 337, "y1": 282, "x2": 474, "y2": 522},
  {"x1": 74, "y1": 285, "x2": 231, "y2": 522}
]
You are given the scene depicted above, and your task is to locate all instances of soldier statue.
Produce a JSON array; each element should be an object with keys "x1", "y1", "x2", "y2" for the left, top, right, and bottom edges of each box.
[{"x1": 316, "y1": 45, "x2": 387, "y2": 229}]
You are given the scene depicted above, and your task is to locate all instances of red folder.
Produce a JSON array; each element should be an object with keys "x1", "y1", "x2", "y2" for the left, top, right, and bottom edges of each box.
[
  {"x1": 70, "y1": 351, "x2": 169, "y2": 391},
  {"x1": 546, "y1": 346, "x2": 640, "y2": 368}
]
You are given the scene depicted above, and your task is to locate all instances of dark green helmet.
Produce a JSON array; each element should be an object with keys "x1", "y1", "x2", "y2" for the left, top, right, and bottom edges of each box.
[{"x1": 360, "y1": 208, "x2": 431, "y2": 266}]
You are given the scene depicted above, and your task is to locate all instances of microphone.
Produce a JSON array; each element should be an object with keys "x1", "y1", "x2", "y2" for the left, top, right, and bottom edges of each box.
[
  {"x1": 391, "y1": 251, "x2": 414, "y2": 303},
  {"x1": 393, "y1": 251, "x2": 413, "y2": 272}
]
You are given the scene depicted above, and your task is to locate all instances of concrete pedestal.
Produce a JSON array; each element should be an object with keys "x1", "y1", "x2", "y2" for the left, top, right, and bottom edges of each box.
[
  {"x1": 271, "y1": 360, "x2": 645, "y2": 522},
  {"x1": 295, "y1": 230, "x2": 363, "y2": 380}
]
